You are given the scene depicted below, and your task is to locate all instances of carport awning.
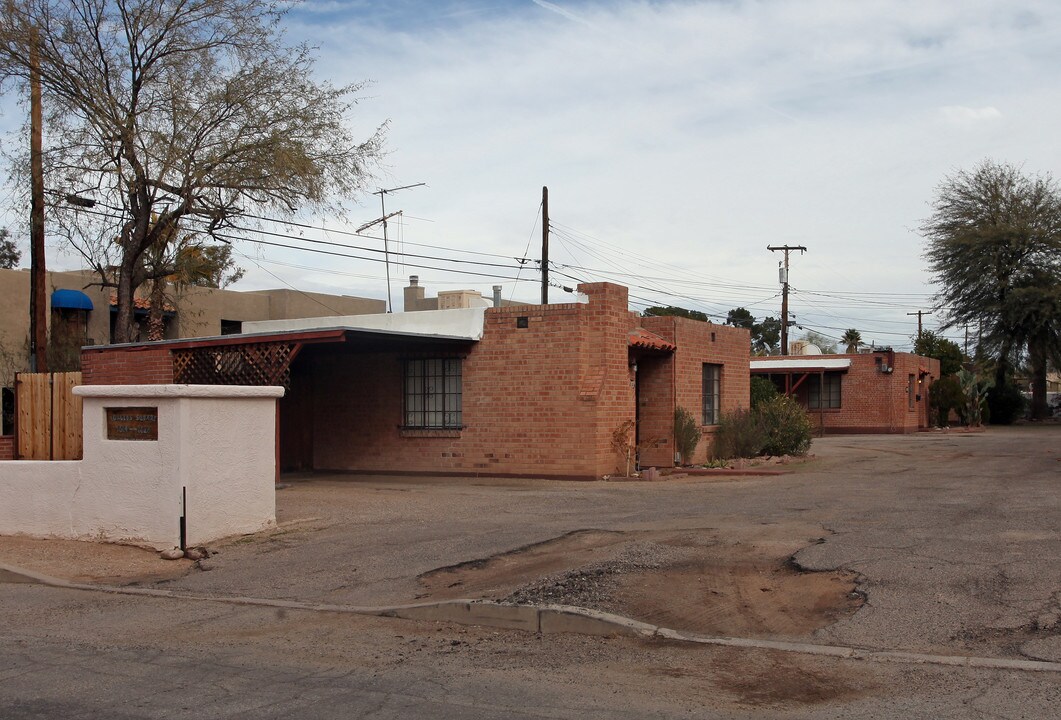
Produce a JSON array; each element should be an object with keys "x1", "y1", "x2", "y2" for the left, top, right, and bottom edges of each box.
[{"x1": 751, "y1": 358, "x2": 851, "y2": 373}]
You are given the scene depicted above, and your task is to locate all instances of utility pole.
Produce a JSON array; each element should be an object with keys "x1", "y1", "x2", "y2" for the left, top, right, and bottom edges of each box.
[
  {"x1": 541, "y1": 186, "x2": 549, "y2": 305},
  {"x1": 29, "y1": 26, "x2": 48, "y2": 373},
  {"x1": 767, "y1": 245, "x2": 807, "y2": 355},
  {"x1": 907, "y1": 310, "x2": 932, "y2": 339},
  {"x1": 371, "y1": 182, "x2": 425, "y2": 312}
]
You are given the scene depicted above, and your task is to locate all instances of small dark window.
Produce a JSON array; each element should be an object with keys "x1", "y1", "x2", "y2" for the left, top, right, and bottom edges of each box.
[
  {"x1": 516, "y1": 316, "x2": 529, "y2": 328},
  {"x1": 404, "y1": 358, "x2": 463, "y2": 429},
  {"x1": 808, "y1": 373, "x2": 842, "y2": 409},
  {"x1": 220, "y1": 319, "x2": 243, "y2": 336},
  {"x1": 702, "y1": 364, "x2": 721, "y2": 425},
  {"x1": 1, "y1": 387, "x2": 14, "y2": 436}
]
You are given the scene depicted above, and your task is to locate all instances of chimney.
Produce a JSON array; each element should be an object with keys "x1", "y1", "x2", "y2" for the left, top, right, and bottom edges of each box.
[
  {"x1": 492, "y1": 285, "x2": 502, "y2": 308},
  {"x1": 404, "y1": 275, "x2": 425, "y2": 312}
]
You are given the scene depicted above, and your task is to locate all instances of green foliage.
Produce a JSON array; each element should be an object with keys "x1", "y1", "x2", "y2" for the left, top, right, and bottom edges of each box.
[
  {"x1": 986, "y1": 382, "x2": 1025, "y2": 425},
  {"x1": 726, "y1": 307, "x2": 755, "y2": 329},
  {"x1": 757, "y1": 396, "x2": 813, "y2": 456},
  {"x1": 922, "y1": 160, "x2": 1061, "y2": 405},
  {"x1": 913, "y1": 331, "x2": 965, "y2": 377},
  {"x1": 712, "y1": 408, "x2": 766, "y2": 460},
  {"x1": 749, "y1": 376, "x2": 779, "y2": 409},
  {"x1": 645, "y1": 306, "x2": 709, "y2": 322},
  {"x1": 726, "y1": 307, "x2": 780, "y2": 355},
  {"x1": 673, "y1": 406, "x2": 701, "y2": 465},
  {"x1": 929, "y1": 375, "x2": 964, "y2": 426},
  {"x1": 0, "y1": 228, "x2": 18, "y2": 269},
  {"x1": 956, "y1": 369, "x2": 992, "y2": 427},
  {"x1": 841, "y1": 329, "x2": 862, "y2": 353},
  {"x1": 712, "y1": 396, "x2": 813, "y2": 460}
]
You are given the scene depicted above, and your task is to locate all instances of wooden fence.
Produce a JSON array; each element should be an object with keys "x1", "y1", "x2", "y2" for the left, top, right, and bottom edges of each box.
[{"x1": 15, "y1": 371, "x2": 83, "y2": 460}]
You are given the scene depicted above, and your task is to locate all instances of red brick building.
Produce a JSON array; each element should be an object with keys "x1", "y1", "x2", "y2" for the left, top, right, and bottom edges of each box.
[
  {"x1": 80, "y1": 283, "x2": 750, "y2": 479},
  {"x1": 751, "y1": 350, "x2": 941, "y2": 434}
]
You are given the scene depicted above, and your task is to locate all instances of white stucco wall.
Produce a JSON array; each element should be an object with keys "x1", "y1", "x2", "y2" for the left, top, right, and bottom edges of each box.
[{"x1": 0, "y1": 385, "x2": 282, "y2": 549}]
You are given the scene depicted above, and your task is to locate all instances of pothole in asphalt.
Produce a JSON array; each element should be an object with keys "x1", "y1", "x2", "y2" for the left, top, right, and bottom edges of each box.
[{"x1": 418, "y1": 528, "x2": 863, "y2": 639}]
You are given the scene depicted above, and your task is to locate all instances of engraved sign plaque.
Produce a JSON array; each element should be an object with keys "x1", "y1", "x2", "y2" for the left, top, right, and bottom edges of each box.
[{"x1": 106, "y1": 407, "x2": 159, "y2": 441}]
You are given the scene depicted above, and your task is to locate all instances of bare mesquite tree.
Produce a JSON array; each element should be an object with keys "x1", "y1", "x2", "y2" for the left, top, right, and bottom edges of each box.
[{"x1": 0, "y1": 0, "x2": 384, "y2": 342}]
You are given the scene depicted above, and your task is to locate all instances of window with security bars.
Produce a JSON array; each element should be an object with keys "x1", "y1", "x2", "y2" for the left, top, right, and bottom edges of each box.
[
  {"x1": 702, "y1": 363, "x2": 721, "y2": 425},
  {"x1": 808, "y1": 372, "x2": 842, "y2": 409},
  {"x1": 404, "y1": 358, "x2": 463, "y2": 429}
]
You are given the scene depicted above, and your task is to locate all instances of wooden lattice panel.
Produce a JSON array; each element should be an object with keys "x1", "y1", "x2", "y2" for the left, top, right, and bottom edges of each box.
[{"x1": 173, "y1": 343, "x2": 296, "y2": 389}]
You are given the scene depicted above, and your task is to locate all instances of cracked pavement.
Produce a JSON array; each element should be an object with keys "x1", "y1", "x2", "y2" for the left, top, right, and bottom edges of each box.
[{"x1": 2, "y1": 425, "x2": 1060, "y2": 717}]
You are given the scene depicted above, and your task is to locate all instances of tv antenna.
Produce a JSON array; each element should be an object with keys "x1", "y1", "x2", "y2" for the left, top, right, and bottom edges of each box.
[{"x1": 366, "y1": 182, "x2": 425, "y2": 312}]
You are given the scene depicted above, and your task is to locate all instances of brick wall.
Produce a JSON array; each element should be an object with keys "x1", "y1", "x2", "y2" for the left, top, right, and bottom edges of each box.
[
  {"x1": 0, "y1": 434, "x2": 12, "y2": 460},
  {"x1": 640, "y1": 316, "x2": 751, "y2": 464},
  {"x1": 310, "y1": 283, "x2": 637, "y2": 479},
  {"x1": 81, "y1": 345, "x2": 174, "y2": 385},
  {"x1": 757, "y1": 352, "x2": 940, "y2": 434}
]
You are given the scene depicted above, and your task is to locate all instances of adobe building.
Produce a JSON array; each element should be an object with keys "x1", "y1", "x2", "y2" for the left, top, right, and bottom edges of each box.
[
  {"x1": 751, "y1": 350, "x2": 941, "y2": 434},
  {"x1": 0, "y1": 267, "x2": 384, "y2": 443},
  {"x1": 75, "y1": 282, "x2": 751, "y2": 479}
]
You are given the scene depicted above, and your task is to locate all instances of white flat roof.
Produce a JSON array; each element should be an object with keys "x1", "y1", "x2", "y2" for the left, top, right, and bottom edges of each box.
[
  {"x1": 751, "y1": 358, "x2": 853, "y2": 371},
  {"x1": 242, "y1": 307, "x2": 488, "y2": 341}
]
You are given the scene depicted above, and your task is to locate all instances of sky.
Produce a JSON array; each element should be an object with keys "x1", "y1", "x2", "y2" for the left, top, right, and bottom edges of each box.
[{"x1": 4, "y1": 0, "x2": 1061, "y2": 351}]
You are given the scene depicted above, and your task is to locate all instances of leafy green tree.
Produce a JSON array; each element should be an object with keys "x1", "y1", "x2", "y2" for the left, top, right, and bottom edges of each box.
[
  {"x1": 913, "y1": 330, "x2": 965, "y2": 378},
  {"x1": 0, "y1": 0, "x2": 384, "y2": 343},
  {"x1": 725, "y1": 307, "x2": 780, "y2": 355},
  {"x1": 922, "y1": 160, "x2": 1061, "y2": 418},
  {"x1": 645, "y1": 305, "x2": 709, "y2": 322},
  {"x1": 0, "y1": 228, "x2": 19, "y2": 269},
  {"x1": 841, "y1": 329, "x2": 862, "y2": 354},
  {"x1": 753, "y1": 317, "x2": 781, "y2": 355}
]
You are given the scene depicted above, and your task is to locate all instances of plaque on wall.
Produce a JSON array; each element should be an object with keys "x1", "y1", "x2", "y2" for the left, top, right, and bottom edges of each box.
[{"x1": 106, "y1": 407, "x2": 159, "y2": 441}]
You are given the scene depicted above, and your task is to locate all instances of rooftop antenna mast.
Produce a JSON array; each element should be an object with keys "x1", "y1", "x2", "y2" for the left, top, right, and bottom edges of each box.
[{"x1": 371, "y1": 182, "x2": 425, "y2": 312}]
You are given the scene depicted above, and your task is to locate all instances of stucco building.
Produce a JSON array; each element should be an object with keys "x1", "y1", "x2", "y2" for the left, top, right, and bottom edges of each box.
[
  {"x1": 0, "y1": 266, "x2": 383, "y2": 440},
  {"x1": 74, "y1": 282, "x2": 751, "y2": 479}
]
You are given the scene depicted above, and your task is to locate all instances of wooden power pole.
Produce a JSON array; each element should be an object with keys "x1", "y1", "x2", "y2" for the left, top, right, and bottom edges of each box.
[
  {"x1": 767, "y1": 245, "x2": 807, "y2": 355},
  {"x1": 907, "y1": 310, "x2": 932, "y2": 339},
  {"x1": 29, "y1": 26, "x2": 48, "y2": 373},
  {"x1": 541, "y1": 186, "x2": 549, "y2": 305}
]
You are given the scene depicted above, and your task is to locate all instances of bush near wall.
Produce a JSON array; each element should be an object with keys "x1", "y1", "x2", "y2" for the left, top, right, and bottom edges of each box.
[{"x1": 712, "y1": 395, "x2": 813, "y2": 460}]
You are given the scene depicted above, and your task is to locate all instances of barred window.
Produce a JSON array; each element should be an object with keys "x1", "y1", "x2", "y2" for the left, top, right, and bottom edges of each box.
[
  {"x1": 404, "y1": 358, "x2": 463, "y2": 429},
  {"x1": 702, "y1": 363, "x2": 721, "y2": 425},
  {"x1": 808, "y1": 372, "x2": 842, "y2": 409}
]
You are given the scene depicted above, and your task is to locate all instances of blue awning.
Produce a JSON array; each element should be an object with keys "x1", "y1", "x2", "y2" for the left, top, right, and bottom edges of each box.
[{"x1": 51, "y1": 289, "x2": 94, "y2": 311}]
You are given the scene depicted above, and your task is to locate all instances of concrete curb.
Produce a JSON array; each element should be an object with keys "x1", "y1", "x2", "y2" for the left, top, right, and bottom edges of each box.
[{"x1": 3, "y1": 562, "x2": 1059, "y2": 675}]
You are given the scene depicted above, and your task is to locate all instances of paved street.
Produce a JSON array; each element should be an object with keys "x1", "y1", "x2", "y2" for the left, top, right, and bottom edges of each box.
[{"x1": 2, "y1": 426, "x2": 1060, "y2": 717}]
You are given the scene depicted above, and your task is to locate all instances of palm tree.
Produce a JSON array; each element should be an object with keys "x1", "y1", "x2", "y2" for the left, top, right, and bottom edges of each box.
[{"x1": 841, "y1": 329, "x2": 862, "y2": 354}]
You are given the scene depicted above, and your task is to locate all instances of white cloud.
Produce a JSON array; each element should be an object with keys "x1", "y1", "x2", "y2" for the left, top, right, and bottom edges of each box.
[
  {"x1": 938, "y1": 105, "x2": 1003, "y2": 123},
  {"x1": 6, "y1": 0, "x2": 1061, "y2": 348}
]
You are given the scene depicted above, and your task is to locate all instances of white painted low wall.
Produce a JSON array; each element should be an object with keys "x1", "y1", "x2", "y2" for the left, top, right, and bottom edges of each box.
[{"x1": 0, "y1": 385, "x2": 282, "y2": 550}]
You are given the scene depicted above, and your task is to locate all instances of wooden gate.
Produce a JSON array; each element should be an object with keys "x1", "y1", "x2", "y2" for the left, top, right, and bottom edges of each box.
[{"x1": 15, "y1": 371, "x2": 83, "y2": 460}]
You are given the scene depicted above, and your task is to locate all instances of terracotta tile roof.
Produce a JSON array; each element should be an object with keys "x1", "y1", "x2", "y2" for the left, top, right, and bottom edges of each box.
[
  {"x1": 109, "y1": 294, "x2": 176, "y2": 313},
  {"x1": 628, "y1": 327, "x2": 676, "y2": 352}
]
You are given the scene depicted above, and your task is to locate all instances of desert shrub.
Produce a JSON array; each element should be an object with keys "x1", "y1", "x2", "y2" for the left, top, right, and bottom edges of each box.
[
  {"x1": 749, "y1": 376, "x2": 779, "y2": 409},
  {"x1": 674, "y1": 406, "x2": 701, "y2": 465},
  {"x1": 757, "y1": 396, "x2": 813, "y2": 456},
  {"x1": 986, "y1": 382, "x2": 1025, "y2": 425},
  {"x1": 929, "y1": 375, "x2": 964, "y2": 426},
  {"x1": 713, "y1": 408, "x2": 765, "y2": 460}
]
